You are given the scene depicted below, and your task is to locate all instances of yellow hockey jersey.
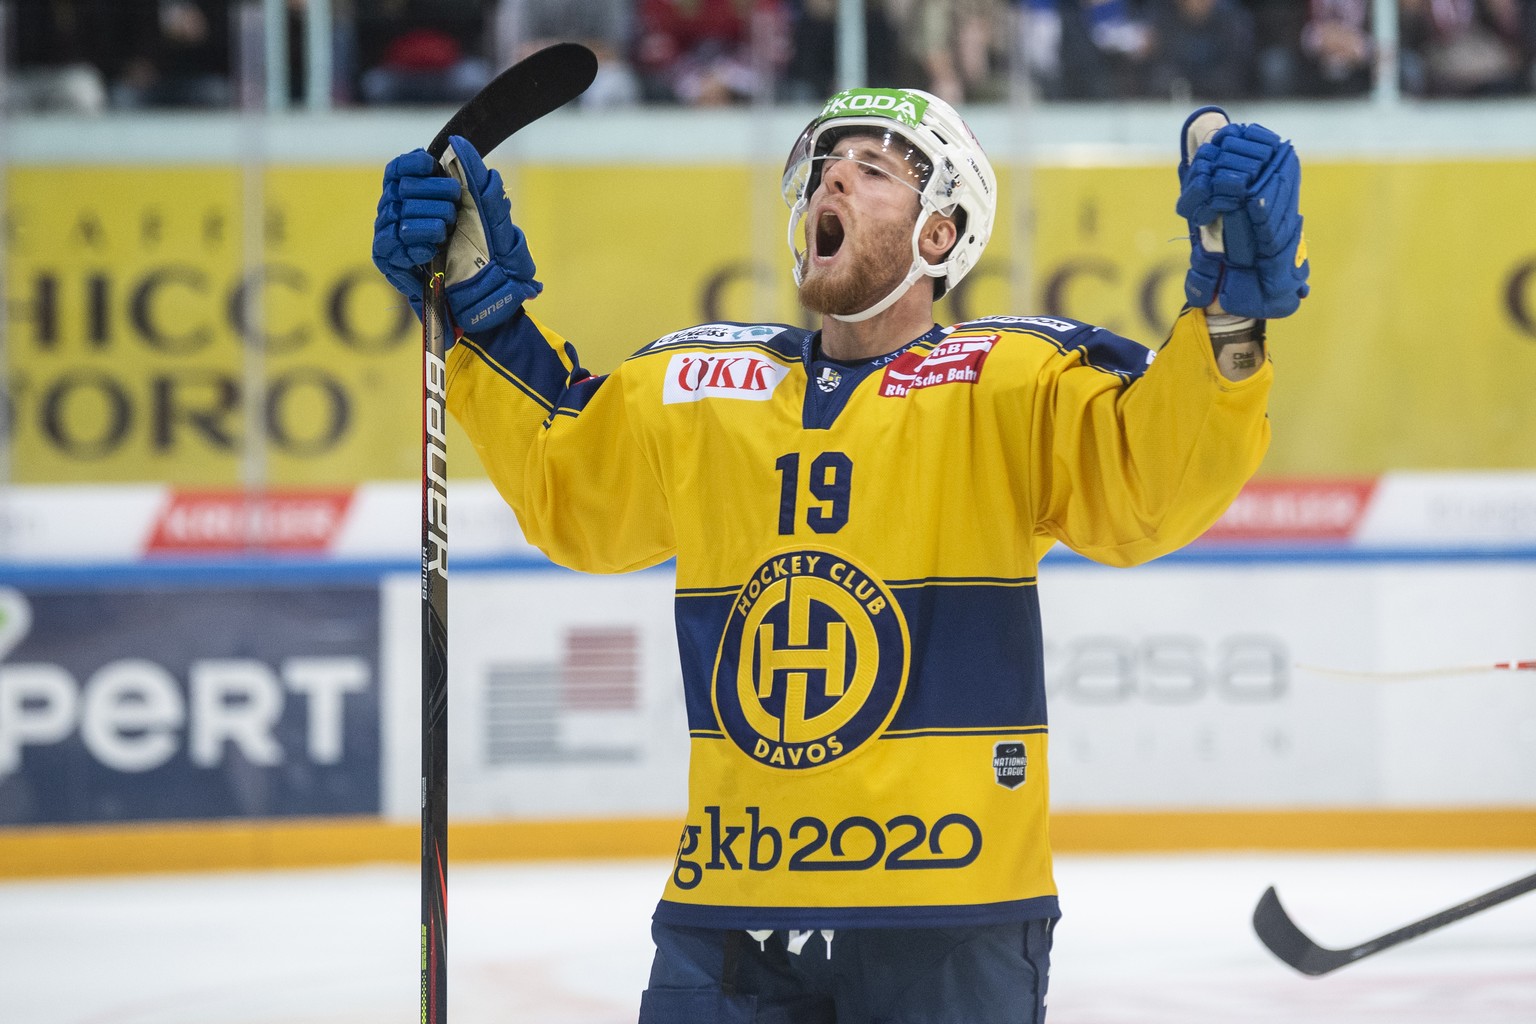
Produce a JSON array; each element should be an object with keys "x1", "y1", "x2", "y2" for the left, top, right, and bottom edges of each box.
[{"x1": 447, "y1": 306, "x2": 1271, "y2": 929}]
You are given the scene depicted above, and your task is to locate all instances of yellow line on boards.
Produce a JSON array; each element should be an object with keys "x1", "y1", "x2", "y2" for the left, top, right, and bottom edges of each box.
[
  {"x1": 1, "y1": 810, "x2": 1532, "y2": 879},
  {"x1": 1049, "y1": 808, "x2": 1536, "y2": 852},
  {"x1": 0, "y1": 817, "x2": 683, "y2": 879}
]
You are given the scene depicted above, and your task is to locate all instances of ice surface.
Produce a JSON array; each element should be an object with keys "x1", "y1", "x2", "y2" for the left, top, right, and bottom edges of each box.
[{"x1": 1, "y1": 852, "x2": 1531, "y2": 1023}]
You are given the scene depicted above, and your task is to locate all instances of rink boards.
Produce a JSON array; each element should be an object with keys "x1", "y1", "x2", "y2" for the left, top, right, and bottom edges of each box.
[{"x1": 1, "y1": 476, "x2": 1534, "y2": 874}]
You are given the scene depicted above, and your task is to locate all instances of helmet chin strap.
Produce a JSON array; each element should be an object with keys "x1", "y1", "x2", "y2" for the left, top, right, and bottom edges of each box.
[
  {"x1": 826, "y1": 215, "x2": 946, "y2": 324},
  {"x1": 826, "y1": 261, "x2": 928, "y2": 323}
]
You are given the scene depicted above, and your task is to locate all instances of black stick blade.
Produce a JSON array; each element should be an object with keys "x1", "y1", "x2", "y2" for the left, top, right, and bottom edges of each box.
[
  {"x1": 427, "y1": 42, "x2": 597, "y2": 159},
  {"x1": 1253, "y1": 886, "x2": 1355, "y2": 976},
  {"x1": 1254, "y1": 872, "x2": 1536, "y2": 977}
]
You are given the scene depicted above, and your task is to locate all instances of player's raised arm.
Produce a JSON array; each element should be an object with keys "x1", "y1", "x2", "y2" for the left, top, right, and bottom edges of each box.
[
  {"x1": 1176, "y1": 104, "x2": 1309, "y2": 380},
  {"x1": 371, "y1": 137, "x2": 674, "y2": 574},
  {"x1": 1030, "y1": 107, "x2": 1306, "y2": 566}
]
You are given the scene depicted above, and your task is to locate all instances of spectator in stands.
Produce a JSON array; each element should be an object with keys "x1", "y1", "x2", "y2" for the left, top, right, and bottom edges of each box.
[
  {"x1": 357, "y1": 0, "x2": 493, "y2": 105},
  {"x1": 495, "y1": 0, "x2": 640, "y2": 106},
  {"x1": 283, "y1": 0, "x2": 361, "y2": 106},
  {"x1": 783, "y1": 0, "x2": 907, "y2": 101},
  {"x1": 889, "y1": 0, "x2": 1010, "y2": 103},
  {"x1": 112, "y1": 0, "x2": 234, "y2": 108},
  {"x1": 1245, "y1": 0, "x2": 1311, "y2": 97},
  {"x1": 1524, "y1": 0, "x2": 1536, "y2": 91},
  {"x1": 1014, "y1": 0, "x2": 1065, "y2": 93},
  {"x1": 1399, "y1": 0, "x2": 1529, "y2": 96},
  {"x1": 1142, "y1": 0, "x2": 1256, "y2": 100},
  {"x1": 1296, "y1": 0, "x2": 1374, "y2": 96},
  {"x1": 1015, "y1": 0, "x2": 1152, "y2": 100},
  {"x1": 6, "y1": 0, "x2": 120, "y2": 113},
  {"x1": 633, "y1": 0, "x2": 791, "y2": 105}
]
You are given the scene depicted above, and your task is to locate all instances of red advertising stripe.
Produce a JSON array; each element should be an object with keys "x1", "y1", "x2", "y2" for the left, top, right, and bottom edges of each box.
[
  {"x1": 562, "y1": 626, "x2": 639, "y2": 710},
  {"x1": 1203, "y1": 478, "x2": 1379, "y2": 543},
  {"x1": 146, "y1": 489, "x2": 354, "y2": 554}
]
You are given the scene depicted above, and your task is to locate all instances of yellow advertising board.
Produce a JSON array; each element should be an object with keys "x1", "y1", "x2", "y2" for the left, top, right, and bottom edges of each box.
[
  {"x1": 7, "y1": 158, "x2": 1535, "y2": 484},
  {"x1": 5, "y1": 167, "x2": 419, "y2": 484}
]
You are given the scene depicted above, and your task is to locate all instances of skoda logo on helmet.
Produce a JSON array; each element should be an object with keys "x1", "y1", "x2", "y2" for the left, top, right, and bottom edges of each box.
[{"x1": 818, "y1": 88, "x2": 929, "y2": 129}]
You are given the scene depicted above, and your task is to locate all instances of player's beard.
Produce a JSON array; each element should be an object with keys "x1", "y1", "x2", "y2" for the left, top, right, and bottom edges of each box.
[{"x1": 798, "y1": 214, "x2": 915, "y2": 318}]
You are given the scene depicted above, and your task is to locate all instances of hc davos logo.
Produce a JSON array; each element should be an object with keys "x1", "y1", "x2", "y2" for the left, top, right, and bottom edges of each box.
[{"x1": 712, "y1": 550, "x2": 909, "y2": 772}]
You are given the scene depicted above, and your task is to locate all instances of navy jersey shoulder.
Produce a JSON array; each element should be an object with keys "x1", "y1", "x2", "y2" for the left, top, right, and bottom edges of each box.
[{"x1": 958, "y1": 314, "x2": 1155, "y2": 382}]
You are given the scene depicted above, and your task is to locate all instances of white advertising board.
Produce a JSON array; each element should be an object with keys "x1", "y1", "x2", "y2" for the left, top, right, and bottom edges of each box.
[
  {"x1": 379, "y1": 568, "x2": 689, "y2": 822},
  {"x1": 379, "y1": 560, "x2": 1536, "y2": 820},
  {"x1": 1041, "y1": 561, "x2": 1536, "y2": 808}
]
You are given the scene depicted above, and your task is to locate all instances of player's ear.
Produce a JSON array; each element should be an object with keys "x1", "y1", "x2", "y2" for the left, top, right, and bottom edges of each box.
[{"x1": 918, "y1": 212, "x2": 959, "y2": 264}]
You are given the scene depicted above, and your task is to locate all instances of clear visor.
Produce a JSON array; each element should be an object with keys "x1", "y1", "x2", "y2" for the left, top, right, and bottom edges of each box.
[{"x1": 780, "y1": 125, "x2": 934, "y2": 207}]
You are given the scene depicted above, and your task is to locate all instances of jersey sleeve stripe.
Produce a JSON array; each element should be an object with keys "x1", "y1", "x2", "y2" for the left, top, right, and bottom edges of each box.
[
  {"x1": 459, "y1": 310, "x2": 579, "y2": 412},
  {"x1": 458, "y1": 335, "x2": 558, "y2": 414}
]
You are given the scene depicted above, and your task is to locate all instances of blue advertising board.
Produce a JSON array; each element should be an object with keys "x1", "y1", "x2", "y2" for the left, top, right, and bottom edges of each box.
[{"x1": 0, "y1": 584, "x2": 380, "y2": 825}]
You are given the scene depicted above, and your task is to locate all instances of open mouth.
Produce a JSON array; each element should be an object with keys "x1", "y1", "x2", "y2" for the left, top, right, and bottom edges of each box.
[{"x1": 814, "y1": 210, "x2": 846, "y2": 260}]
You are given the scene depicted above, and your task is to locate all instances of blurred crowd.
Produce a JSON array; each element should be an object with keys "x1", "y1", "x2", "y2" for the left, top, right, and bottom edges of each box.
[{"x1": 8, "y1": 0, "x2": 1536, "y2": 114}]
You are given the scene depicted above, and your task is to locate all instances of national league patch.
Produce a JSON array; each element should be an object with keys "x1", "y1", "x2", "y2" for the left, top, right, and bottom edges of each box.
[{"x1": 993, "y1": 741, "x2": 1027, "y2": 789}]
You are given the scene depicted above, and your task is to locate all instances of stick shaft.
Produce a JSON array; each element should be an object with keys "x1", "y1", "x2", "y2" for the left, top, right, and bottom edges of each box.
[
  {"x1": 411, "y1": 43, "x2": 595, "y2": 1023},
  {"x1": 421, "y1": 257, "x2": 450, "y2": 1023},
  {"x1": 1360, "y1": 870, "x2": 1536, "y2": 951}
]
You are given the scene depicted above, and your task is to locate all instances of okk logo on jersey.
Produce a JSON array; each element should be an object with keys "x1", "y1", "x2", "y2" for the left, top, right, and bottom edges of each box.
[
  {"x1": 663, "y1": 351, "x2": 793, "y2": 404},
  {"x1": 711, "y1": 550, "x2": 909, "y2": 771}
]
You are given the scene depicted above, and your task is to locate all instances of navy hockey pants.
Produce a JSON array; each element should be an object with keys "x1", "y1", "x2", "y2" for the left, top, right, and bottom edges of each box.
[{"x1": 637, "y1": 919, "x2": 1054, "y2": 1023}]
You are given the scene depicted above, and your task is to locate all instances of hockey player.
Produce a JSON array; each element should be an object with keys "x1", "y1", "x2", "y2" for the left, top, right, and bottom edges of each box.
[{"x1": 373, "y1": 92, "x2": 1307, "y2": 1022}]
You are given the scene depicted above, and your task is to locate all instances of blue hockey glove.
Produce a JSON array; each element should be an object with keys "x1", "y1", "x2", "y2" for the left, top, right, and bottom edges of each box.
[
  {"x1": 372, "y1": 148, "x2": 462, "y2": 316},
  {"x1": 370, "y1": 137, "x2": 542, "y2": 334},
  {"x1": 437, "y1": 134, "x2": 542, "y2": 333},
  {"x1": 1176, "y1": 106, "x2": 1310, "y2": 320}
]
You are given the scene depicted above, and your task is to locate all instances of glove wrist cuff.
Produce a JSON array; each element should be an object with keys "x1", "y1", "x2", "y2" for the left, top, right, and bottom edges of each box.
[
  {"x1": 1206, "y1": 314, "x2": 1267, "y2": 383},
  {"x1": 1206, "y1": 312, "x2": 1258, "y2": 336}
]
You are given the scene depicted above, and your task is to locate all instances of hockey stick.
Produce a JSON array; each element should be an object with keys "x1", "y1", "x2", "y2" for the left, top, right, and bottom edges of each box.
[
  {"x1": 419, "y1": 42, "x2": 597, "y2": 1024},
  {"x1": 1296, "y1": 660, "x2": 1535, "y2": 681},
  {"x1": 1253, "y1": 870, "x2": 1536, "y2": 976}
]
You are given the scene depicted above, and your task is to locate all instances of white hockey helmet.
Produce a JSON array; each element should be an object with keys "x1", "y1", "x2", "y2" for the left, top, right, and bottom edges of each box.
[{"x1": 782, "y1": 87, "x2": 998, "y2": 321}]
